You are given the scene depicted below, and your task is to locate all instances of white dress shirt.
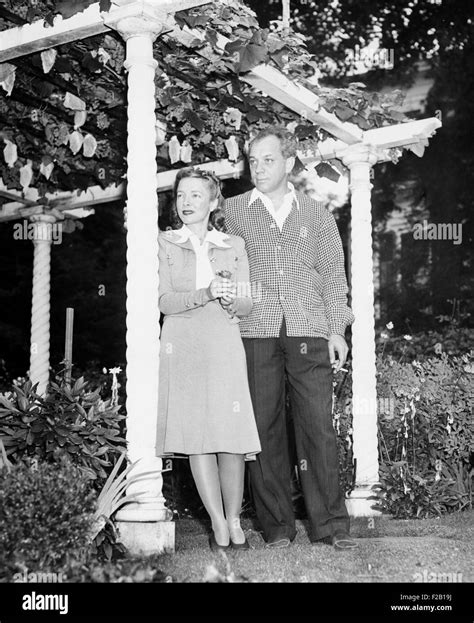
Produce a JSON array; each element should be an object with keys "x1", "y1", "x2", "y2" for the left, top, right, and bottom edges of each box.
[
  {"x1": 174, "y1": 225, "x2": 231, "y2": 289},
  {"x1": 249, "y1": 182, "x2": 299, "y2": 231}
]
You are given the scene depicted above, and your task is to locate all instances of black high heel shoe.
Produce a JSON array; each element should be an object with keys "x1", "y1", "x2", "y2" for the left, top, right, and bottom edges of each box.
[
  {"x1": 209, "y1": 533, "x2": 230, "y2": 552},
  {"x1": 230, "y1": 537, "x2": 250, "y2": 550}
]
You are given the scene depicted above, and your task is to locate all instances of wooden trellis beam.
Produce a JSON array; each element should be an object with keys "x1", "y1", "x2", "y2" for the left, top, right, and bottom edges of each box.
[
  {"x1": 0, "y1": 0, "x2": 213, "y2": 62},
  {"x1": 170, "y1": 24, "x2": 364, "y2": 144},
  {"x1": 0, "y1": 158, "x2": 245, "y2": 222}
]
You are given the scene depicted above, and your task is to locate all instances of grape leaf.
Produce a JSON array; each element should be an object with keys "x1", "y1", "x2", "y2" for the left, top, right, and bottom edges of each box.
[
  {"x1": 82, "y1": 52, "x2": 102, "y2": 73},
  {"x1": 225, "y1": 39, "x2": 244, "y2": 56},
  {"x1": 183, "y1": 109, "x2": 205, "y2": 131},
  {"x1": 99, "y1": 0, "x2": 112, "y2": 12},
  {"x1": 0, "y1": 63, "x2": 15, "y2": 83},
  {"x1": 205, "y1": 28, "x2": 218, "y2": 47},
  {"x1": 44, "y1": 12, "x2": 56, "y2": 27},
  {"x1": 26, "y1": 8, "x2": 43, "y2": 24},
  {"x1": 316, "y1": 162, "x2": 340, "y2": 183},
  {"x1": 176, "y1": 11, "x2": 209, "y2": 28},
  {"x1": 55, "y1": 57, "x2": 73, "y2": 74},
  {"x1": 235, "y1": 42, "x2": 267, "y2": 73},
  {"x1": 386, "y1": 109, "x2": 407, "y2": 122},
  {"x1": 57, "y1": 0, "x2": 96, "y2": 20},
  {"x1": 334, "y1": 104, "x2": 355, "y2": 122}
]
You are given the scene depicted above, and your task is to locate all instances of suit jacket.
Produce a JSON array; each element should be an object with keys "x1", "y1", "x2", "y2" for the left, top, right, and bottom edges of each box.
[
  {"x1": 224, "y1": 190, "x2": 354, "y2": 338},
  {"x1": 158, "y1": 228, "x2": 252, "y2": 323}
]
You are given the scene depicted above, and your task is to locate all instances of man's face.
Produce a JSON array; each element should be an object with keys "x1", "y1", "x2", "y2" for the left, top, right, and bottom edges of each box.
[{"x1": 248, "y1": 135, "x2": 294, "y2": 195}]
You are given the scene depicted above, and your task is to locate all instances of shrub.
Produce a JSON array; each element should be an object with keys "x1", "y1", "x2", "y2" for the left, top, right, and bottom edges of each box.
[
  {"x1": 373, "y1": 351, "x2": 473, "y2": 518},
  {"x1": 0, "y1": 457, "x2": 96, "y2": 571},
  {"x1": 333, "y1": 328, "x2": 474, "y2": 518},
  {"x1": 0, "y1": 376, "x2": 126, "y2": 487},
  {"x1": 63, "y1": 557, "x2": 170, "y2": 583},
  {"x1": 332, "y1": 369, "x2": 356, "y2": 495}
]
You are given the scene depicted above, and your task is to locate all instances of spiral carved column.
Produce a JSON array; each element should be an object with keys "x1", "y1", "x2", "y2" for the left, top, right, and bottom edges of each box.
[
  {"x1": 29, "y1": 214, "x2": 56, "y2": 396},
  {"x1": 109, "y1": 12, "x2": 174, "y2": 553},
  {"x1": 342, "y1": 144, "x2": 381, "y2": 516}
]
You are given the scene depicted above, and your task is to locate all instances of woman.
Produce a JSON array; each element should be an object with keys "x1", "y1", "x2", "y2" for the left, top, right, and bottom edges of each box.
[{"x1": 156, "y1": 167, "x2": 261, "y2": 551}]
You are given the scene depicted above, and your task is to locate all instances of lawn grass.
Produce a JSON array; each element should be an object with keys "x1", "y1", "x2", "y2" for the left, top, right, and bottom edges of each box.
[{"x1": 151, "y1": 510, "x2": 474, "y2": 583}]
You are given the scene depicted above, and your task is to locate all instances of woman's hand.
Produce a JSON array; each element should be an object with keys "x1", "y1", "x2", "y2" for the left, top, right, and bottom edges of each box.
[
  {"x1": 220, "y1": 282, "x2": 237, "y2": 318},
  {"x1": 208, "y1": 277, "x2": 236, "y2": 300}
]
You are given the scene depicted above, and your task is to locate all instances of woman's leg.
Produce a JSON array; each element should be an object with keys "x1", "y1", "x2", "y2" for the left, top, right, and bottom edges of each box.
[
  {"x1": 189, "y1": 454, "x2": 229, "y2": 546},
  {"x1": 218, "y1": 453, "x2": 246, "y2": 544}
]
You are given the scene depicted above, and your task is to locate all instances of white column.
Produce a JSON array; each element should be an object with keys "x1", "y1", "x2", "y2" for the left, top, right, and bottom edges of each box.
[
  {"x1": 29, "y1": 214, "x2": 56, "y2": 395},
  {"x1": 108, "y1": 12, "x2": 174, "y2": 553},
  {"x1": 342, "y1": 144, "x2": 381, "y2": 516}
]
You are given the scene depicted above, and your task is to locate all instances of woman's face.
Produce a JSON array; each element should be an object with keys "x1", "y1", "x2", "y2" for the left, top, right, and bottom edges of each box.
[{"x1": 176, "y1": 177, "x2": 217, "y2": 227}]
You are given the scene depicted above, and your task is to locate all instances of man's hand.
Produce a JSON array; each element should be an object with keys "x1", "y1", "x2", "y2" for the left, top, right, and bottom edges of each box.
[{"x1": 328, "y1": 334, "x2": 348, "y2": 372}]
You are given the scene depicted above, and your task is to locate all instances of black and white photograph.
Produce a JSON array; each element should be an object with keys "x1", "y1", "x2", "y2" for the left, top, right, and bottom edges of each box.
[{"x1": 0, "y1": 0, "x2": 472, "y2": 619}]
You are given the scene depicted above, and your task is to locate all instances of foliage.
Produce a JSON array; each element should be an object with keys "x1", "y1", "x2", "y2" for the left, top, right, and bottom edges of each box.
[
  {"x1": 332, "y1": 370, "x2": 356, "y2": 495},
  {"x1": 0, "y1": 375, "x2": 126, "y2": 486},
  {"x1": 0, "y1": 434, "x2": 12, "y2": 472},
  {"x1": 333, "y1": 325, "x2": 474, "y2": 519},
  {"x1": 63, "y1": 556, "x2": 171, "y2": 583},
  {"x1": 1, "y1": 554, "x2": 171, "y2": 583},
  {"x1": 379, "y1": 326, "x2": 474, "y2": 363},
  {"x1": 90, "y1": 450, "x2": 171, "y2": 541},
  {"x1": 89, "y1": 517, "x2": 127, "y2": 563},
  {"x1": 0, "y1": 0, "x2": 410, "y2": 197},
  {"x1": 0, "y1": 456, "x2": 96, "y2": 569},
  {"x1": 247, "y1": 0, "x2": 472, "y2": 80},
  {"x1": 373, "y1": 351, "x2": 473, "y2": 518}
]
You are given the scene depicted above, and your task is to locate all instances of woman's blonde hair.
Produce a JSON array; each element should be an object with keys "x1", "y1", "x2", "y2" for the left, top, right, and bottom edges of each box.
[{"x1": 170, "y1": 167, "x2": 225, "y2": 231}]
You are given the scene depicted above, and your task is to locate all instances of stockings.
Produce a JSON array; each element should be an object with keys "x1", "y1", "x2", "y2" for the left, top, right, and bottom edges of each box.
[{"x1": 189, "y1": 453, "x2": 246, "y2": 545}]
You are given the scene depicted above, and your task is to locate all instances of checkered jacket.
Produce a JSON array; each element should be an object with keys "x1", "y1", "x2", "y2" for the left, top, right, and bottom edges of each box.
[{"x1": 223, "y1": 190, "x2": 354, "y2": 339}]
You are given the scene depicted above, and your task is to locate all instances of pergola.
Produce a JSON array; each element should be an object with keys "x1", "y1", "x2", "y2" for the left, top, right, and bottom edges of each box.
[{"x1": 0, "y1": 0, "x2": 441, "y2": 554}]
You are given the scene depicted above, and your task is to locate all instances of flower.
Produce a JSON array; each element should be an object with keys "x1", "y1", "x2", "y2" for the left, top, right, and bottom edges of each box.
[
  {"x1": 403, "y1": 334, "x2": 412, "y2": 341},
  {"x1": 380, "y1": 332, "x2": 389, "y2": 339},
  {"x1": 386, "y1": 321, "x2": 394, "y2": 330},
  {"x1": 434, "y1": 342, "x2": 443, "y2": 354}
]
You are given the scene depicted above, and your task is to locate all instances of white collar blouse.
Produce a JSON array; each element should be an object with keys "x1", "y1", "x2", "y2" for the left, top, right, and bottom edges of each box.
[{"x1": 174, "y1": 225, "x2": 231, "y2": 289}]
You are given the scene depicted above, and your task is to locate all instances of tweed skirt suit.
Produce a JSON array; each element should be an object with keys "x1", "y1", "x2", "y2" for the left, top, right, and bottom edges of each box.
[{"x1": 156, "y1": 227, "x2": 261, "y2": 458}]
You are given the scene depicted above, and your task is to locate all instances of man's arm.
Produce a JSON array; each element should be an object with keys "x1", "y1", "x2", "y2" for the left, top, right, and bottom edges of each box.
[
  {"x1": 314, "y1": 209, "x2": 355, "y2": 338},
  {"x1": 223, "y1": 198, "x2": 244, "y2": 238}
]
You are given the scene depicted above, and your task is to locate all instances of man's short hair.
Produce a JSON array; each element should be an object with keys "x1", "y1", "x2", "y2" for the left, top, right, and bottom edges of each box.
[{"x1": 247, "y1": 127, "x2": 297, "y2": 158}]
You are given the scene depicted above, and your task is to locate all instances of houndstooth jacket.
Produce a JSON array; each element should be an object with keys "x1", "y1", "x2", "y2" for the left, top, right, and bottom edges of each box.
[{"x1": 223, "y1": 190, "x2": 354, "y2": 339}]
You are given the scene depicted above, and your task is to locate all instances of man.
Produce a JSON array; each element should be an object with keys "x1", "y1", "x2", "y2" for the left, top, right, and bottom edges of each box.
[{"x1": 223, "y1": 127, "x2": 357, "y2": 549}]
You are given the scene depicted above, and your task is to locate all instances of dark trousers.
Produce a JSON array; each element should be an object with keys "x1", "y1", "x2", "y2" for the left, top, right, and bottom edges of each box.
[{"x1": 243, "y1": 319, "x2": 349, "y2": 542}]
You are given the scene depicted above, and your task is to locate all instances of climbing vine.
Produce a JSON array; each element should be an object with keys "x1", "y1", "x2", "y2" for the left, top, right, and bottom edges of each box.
[{"x1": 0, "y1": 0, "x2": 410, "y2": 196}]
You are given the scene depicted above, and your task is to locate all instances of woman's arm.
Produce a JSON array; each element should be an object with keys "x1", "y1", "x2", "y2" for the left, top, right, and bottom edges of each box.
[{"x1": 158, "y1": 237, "x2": 215, "y2": 315}]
